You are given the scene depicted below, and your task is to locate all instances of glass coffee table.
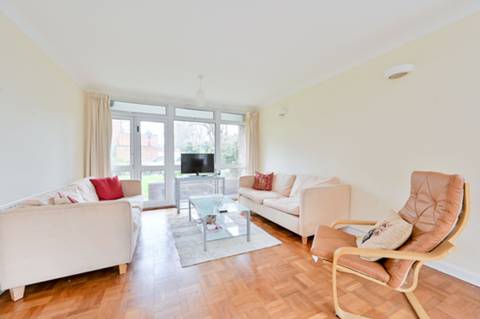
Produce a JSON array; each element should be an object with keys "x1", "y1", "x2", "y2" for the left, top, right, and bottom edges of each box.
[{"x1": 188, "y1": 194, "x2": 251, "y2": 251}]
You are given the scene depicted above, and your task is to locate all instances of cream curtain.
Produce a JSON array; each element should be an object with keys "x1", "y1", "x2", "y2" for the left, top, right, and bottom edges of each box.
[
  {"x1": 245, "y1": 112, "x2": 259, "y2": 175},
  {"x1": 84, "y1": 93, "x2": 112, "y2": 177}
]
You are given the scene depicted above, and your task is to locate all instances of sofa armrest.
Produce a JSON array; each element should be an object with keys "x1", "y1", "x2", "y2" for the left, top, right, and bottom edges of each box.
[
  {"x1": 239, "y1": 175, "x2": 255, "y2": 188},
  {"x1": 121, "y1": 179, "x2": 142, "y2": 197},
  {"x1": 299, "y1": 184, "x2": 351, "y2": 237},
  {"x1": 0, "y1": 201, "x2": 133, "y2": 290}
]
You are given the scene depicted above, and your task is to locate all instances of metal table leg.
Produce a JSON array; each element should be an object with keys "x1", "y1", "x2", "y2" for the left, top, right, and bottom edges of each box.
[
  {"x1": 175, "y1": 179, "x2": 180, "y2": 214},
  {"x1": 246, "y1": 210, "x2": 251, "y2": 242},
  {"x1": 188, "y1": 199, "x2": 192, "y2": 222},
  {"x1": 202, "y1": 218, "x2": 207, "y2": 251}
]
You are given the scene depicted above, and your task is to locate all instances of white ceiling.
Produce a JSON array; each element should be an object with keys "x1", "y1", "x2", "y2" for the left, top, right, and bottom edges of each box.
[{"x1": 1, "y1": 1, "x2": 479, "y2": 109}]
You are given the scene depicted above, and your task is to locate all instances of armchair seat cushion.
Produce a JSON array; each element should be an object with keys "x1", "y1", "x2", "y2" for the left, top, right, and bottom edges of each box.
[
  {"x1": 263, "y1": 197, "x2": 300, "y2": 215},
  {"x1": 238, "y1": 187, "x2": 283, "y2": 204},
  {"x1": 311, "y1": 226, "x2": 391, "y2": 283}
]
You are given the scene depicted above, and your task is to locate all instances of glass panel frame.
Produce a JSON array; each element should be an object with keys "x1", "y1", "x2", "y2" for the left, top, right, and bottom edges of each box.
[
  {"x1": 111, "y1": 119, "x2": 132, "y2": 166},
  {"x1": 220, "y1": 112, "x2": 245, "y2": 123},
  {"x1": 141, "y1": 170, "x2": 166, "y2": 202},
  {"x1": 175, "y1": 107, "x2": 214, "y2": 120},
  {"x1": 140, "y1": 121, "x2": 165, "y2": 166},
  {"x1": 111, "y1": 101, "x2": 166, "y2": 115},
  {"x1": 219, "y1": 123, "x2": 246, "y2": 167},
  {"x1": 174, "y1": 120, "x2": 215, "y2": 166}
]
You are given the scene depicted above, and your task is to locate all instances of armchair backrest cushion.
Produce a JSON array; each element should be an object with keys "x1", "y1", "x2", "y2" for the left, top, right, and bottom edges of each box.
[
  {"x1": 272, "y1": 174, "x2": 296, "y2": 196},
  {"x1": 383, "y1": 171, "x2": 464, "y2": 288}
]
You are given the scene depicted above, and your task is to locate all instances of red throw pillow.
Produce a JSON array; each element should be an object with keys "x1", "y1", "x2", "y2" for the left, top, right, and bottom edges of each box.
[
  {"x1": 253, "y1": 171, "x2": 274, "y2": 191},
  {"x1": 90, "y1": 176, "x2": 124, "y2": 200}
]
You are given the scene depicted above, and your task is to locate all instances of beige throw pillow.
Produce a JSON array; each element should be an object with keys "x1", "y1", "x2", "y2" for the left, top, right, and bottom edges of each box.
[
  {"x1": 17, "y1": 199, "x2": 47, "y2": 208},
  {"x1": 356, "y1": 212, "x2": 413, "y2": 261},
  {"x1": 272, "y1": 174, "x2": 296, "y2": 196}
]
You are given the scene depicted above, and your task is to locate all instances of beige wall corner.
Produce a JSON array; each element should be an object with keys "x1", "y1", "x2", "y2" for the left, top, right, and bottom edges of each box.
[
  {"x1": 259, "y1": 12, "x2": 480, "y2": 278},
  {"x1": 0, "y1": 13, "x2": 84, "y2": 204}
]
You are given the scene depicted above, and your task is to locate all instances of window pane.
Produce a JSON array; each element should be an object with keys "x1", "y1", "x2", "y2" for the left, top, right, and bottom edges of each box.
[
  {"x1": 140, "y1": 121, "x2": 164, "y2": 166},
  {"x1": 221, "y1": 112, "x2": 245, "y2": 122},
  {"x1": 174, "y1": 121, "x2": 215, "y2": 165},
  {"x1": 111, "y1": 101, "x2": 166, "y2": 115},
  {"x1": 220, "y1": 124, "x2": 245, "y2": 166},
  {"x1": 114, "y1": 171, "x2": 131, "y2": 180},
  {"x1": 141, "y1": 171, "x2": 165, "y2": 201},
  {"x1": 175, "y1": 107, "x2": 213, "y2": 119},
  {"x1": 111, "y1": 119, "x2": 131, "y2": 165},
  {"x1": 220, "y1": 168, "x2": 246, "y2": 195}
]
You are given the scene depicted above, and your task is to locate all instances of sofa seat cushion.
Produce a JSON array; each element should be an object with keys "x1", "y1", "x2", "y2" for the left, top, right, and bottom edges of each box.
[
  {"x1": 121, "y1": 195, "x2": 144, "y2": 210},
  {"x1": 311, "y1": 226, "x2": 391, "y2": 283},
  {"x1": 263, "y1": 197, "x2": 300, "y2": 216},
  {"x1": 238, "y1": 187, "x2": 283, "y2": 204}
]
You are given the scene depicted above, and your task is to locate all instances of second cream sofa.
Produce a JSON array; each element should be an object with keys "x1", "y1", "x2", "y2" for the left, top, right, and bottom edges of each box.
[
  {"x1": 0, "y1": 178, "x2": 143, "y2": 301},
  {"x1": 238, "y1": 174, "x2": 350, "y2": 244}
]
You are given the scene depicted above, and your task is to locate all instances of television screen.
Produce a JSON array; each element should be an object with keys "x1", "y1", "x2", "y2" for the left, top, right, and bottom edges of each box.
[{"x1": 181, "y1": 153, "x2": 215, "y2": 175}]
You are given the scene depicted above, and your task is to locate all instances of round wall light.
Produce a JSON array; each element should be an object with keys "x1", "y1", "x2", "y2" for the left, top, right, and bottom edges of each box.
[{"x1": 384, "y1": 64, "x2": 415, "y2": 80}]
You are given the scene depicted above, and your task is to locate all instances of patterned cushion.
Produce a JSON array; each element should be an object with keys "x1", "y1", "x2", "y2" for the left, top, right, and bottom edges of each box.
[
  {"x1": 357, "y1": 212, "x2": 412, "y2": 261},
  {"x1": 253, "y1": 171, "x2": 274, "y2": 191}
]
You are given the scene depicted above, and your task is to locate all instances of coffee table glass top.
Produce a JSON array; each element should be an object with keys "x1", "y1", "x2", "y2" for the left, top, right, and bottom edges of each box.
[
  {"x1": 188, "y1": 194, "x2": 249, "y2": 218},
  {"x1": 188, "y1": 194, "x2": 251, "y2": 245}
]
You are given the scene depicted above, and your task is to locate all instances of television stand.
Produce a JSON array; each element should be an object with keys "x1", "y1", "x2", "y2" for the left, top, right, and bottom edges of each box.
[{"x1": 175, "y1": 175, "x2": 225, "y2": 214}]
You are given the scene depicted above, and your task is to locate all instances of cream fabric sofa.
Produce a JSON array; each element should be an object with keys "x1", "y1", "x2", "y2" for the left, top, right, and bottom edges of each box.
[
  {"x1": 0, "y1": 178, "x2": 143, "y2": 301},
  {"x1": 238, "y1": 174, "x2": 350, "y2": 244}
]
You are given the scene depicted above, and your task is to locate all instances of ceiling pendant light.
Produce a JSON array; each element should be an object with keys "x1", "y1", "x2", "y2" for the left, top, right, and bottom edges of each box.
[{"x1": 196, "y1": 75, "x2": 206, "y2": 107}]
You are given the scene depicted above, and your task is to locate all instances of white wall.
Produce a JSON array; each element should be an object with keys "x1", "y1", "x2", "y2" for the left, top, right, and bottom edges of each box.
[
  {"x1": 259, "y1": 12, "x2": 480, "y2": 280},
  {"x1": 0, "y1": 13, "x2": 84, "y2": 204}
]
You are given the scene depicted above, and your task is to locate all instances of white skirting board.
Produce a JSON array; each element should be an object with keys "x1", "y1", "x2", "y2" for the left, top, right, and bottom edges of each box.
[{"x1": 344, "y1": 226, "x2": 480, "y2": 287}]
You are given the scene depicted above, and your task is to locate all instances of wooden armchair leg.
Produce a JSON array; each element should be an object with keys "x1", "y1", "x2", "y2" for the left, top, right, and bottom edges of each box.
[
  {"x1": 404, "y1": 291, "x2": 429, "y2": 319},
  {"x1": 10, "y1": 286, "x2": 25, "y2": 302},
  {"x1": 332, "y1": 264, "x2": 369, "y2": 319},
  {"x1": 118, "y1": 263, "x2": 128, "y2": 275}
]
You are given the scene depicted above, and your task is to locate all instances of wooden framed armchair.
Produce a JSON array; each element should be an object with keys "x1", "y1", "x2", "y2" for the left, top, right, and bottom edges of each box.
[{"x1": 311, "y1": 171, "x2": 470, "y2": 319}]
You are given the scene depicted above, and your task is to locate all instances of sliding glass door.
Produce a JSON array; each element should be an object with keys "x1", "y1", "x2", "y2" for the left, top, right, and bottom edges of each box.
[{"x1": 112, "y1": 115, "x2": 170, "y2": 207}]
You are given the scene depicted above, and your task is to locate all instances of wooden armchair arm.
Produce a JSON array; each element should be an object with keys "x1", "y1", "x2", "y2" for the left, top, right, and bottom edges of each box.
[
  {"x1": 333, "y1": 241, "x2": 455, "y2": 263},
  {"x1": 330, "y1": 219, "x2": 377, "y2": 229}
]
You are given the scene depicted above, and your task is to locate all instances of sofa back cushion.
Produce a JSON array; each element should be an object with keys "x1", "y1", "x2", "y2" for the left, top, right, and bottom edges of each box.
[
  {"x1": 383, "y1": 171, "x2": 464, "y2": 288},
  {"x1": 272, "y1": 174, "x2": 296, "y2": 196},
  {"x1": 290, "y1": 175, "x2": 339, "y2": 198},
  {"x1": 70, "y1": 178, "x2": 100, "y2": 202}
]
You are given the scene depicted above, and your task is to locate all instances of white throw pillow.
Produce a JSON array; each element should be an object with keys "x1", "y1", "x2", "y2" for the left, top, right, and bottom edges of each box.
[{"x1": 356, "y1": 212, "x2": 413, "y2": 261}]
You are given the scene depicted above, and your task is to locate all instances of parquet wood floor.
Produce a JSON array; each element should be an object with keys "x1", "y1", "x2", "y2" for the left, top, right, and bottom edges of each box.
[{"x1": 1, "y1": 209, "x2": 479, "y2": 318}]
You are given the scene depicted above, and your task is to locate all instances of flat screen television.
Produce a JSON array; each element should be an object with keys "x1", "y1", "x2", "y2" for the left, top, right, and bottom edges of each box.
[{"x1": 181, "y1": 153, "x2": 215, "y2": 175}]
